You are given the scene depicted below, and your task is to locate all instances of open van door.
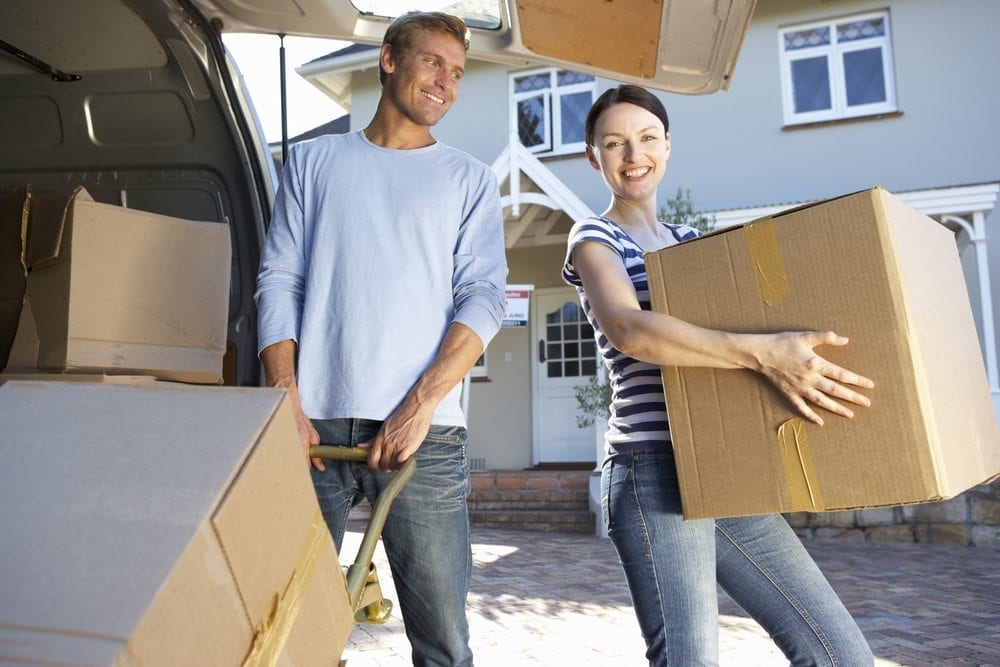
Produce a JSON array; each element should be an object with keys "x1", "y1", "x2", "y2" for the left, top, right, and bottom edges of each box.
[{"x1": 192, "y1": 0, "x2": 756, "y2": 95}]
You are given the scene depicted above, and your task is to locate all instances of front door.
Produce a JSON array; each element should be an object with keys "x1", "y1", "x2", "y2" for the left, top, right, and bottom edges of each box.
[{"x1": 531, "y1": 288, "x2": 598, "y2": 465}]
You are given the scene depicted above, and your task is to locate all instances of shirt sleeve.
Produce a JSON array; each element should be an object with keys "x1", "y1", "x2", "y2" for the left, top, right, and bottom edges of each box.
[
  {"x1": 451, "y1": 166, "x2": 508, "y2": 348},
  {"x1": 254, "y1": 143, "x2": 308, "y2": 354},
  {"x1": 562, "y1": 216, "x2": 624, "y2": 287}
]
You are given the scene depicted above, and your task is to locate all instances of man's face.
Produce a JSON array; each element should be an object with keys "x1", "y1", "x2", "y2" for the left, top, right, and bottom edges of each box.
[{"x1": 381, "y1": 29, "x2": 466, "y2": 127}]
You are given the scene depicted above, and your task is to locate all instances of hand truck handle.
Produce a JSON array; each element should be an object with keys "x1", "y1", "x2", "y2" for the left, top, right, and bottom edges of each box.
[{"x1": 308, "y1": 446, "x2": 416, "y2": 609}]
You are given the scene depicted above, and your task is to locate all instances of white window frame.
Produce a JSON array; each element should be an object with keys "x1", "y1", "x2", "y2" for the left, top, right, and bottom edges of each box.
[
  {"x1": 778, "y1": 10, "x2": 897, "y2": 126},
  {"x1": 510, "y1": 67, "x2": 595, "y2": 157}
]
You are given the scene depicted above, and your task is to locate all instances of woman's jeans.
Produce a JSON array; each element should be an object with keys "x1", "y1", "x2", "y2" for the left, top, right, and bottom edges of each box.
[
  {"x1": 603, "y1": 447, "x2": 874, "y2": 667},
  {"x1": 310, "y1": 418, "x2": 473, "y2": 667}
]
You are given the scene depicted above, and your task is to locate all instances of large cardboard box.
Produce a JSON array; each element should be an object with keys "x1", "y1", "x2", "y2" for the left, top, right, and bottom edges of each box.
[
  {"x1": 646, "y1": 187, "x2": 1000, "y2": 519},
  {"x1": 0, "y1": 381, "x2": 352, "y2": 665},
  {"x1": 1, "y1": 186, "x2": 230, "y2": 384}
]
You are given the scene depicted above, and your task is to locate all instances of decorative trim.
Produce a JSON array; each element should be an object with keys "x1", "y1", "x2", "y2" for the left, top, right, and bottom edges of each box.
[{"x1": 708, "y1": 183, "x2": 1000, "y2": 230}]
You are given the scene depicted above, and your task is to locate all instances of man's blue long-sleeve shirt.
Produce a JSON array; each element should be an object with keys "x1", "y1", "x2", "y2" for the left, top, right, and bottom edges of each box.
[{"x1": 255, "y1": 130, "x2": 507, "y2": 425}]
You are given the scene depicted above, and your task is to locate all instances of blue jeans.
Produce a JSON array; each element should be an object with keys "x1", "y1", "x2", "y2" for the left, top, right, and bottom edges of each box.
[
  {"x1": 603, "y1": 447, "x2": 873, "y2": 667},
  {"x1": 310, "y1": 418, "x2": 473, "y2": 667}
]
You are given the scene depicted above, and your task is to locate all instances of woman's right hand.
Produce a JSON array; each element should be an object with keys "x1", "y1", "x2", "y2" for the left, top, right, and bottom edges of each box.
[{"x1": 749, "y1": 330, "x2": 874, "y2": 425}]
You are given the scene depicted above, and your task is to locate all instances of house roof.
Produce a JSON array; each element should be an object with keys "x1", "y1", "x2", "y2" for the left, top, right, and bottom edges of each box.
[
  {"x1": 296, "y1": 45, "x2": 379, "y2": 112},
  {"x1": 303, "y1": 43, "x2": 377, "y2": 67},
  {"x1": 268, "y1": 114, "x2": 350, "y2": 161}
]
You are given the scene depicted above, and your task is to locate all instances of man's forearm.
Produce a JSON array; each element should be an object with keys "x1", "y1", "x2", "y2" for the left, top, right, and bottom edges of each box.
[
  {"x1": 404, "y1": 322, "x2": 484, "y2": 412},
  {"x1": 260, "y1": 339, "x2": 299, "y2": 389}
]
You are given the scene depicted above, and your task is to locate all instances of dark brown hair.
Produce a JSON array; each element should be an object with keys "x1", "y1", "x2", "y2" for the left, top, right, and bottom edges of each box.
[{"x1": 585, "y1": 84, "x2": 670, "y2": 146}]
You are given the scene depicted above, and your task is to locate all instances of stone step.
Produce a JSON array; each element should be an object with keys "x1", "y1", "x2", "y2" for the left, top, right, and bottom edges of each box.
[{"x1": 470, "y1": 509, "x2": 595, "y2": 534}]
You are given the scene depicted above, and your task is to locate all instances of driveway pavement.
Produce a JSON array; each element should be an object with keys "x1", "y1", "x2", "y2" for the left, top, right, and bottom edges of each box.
[{"x1": 340, "y1": 522, "x2": 1000, "y2": 666}]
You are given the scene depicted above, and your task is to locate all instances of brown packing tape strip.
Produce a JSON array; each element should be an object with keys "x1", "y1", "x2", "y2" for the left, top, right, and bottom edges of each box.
[
  {"x1": 777, "y1": 418, "x2": 823, "y2": 511},
  {"x1": 744, "y1": 220, "x2": 788, "y2": 306},
  {"x1": 242, "y1": 511, "x2": 327, "y2": 667}
]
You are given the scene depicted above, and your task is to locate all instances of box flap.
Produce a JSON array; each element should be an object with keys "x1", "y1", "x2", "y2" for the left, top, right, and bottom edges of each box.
[{"x1": 24, "y1": 185, "x2": 90, "y2": 269}]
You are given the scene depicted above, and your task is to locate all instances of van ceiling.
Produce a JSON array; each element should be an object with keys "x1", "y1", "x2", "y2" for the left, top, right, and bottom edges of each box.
[{"x1": 0, "y1": 0, "x2": 167, "y2": 74}]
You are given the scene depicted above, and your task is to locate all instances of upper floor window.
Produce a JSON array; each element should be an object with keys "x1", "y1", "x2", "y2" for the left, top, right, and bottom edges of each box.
[
  {"x1": 778, "y1": 11, "x2": 897, "y2": 126},
  {"x1": 511, "y1": 68, "x2": 596, "y2": 156}
]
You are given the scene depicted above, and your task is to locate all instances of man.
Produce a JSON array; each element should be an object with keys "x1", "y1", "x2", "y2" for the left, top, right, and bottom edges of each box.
[{"x1": 254, "y1": 11, "x2": 507, "y2": 667}]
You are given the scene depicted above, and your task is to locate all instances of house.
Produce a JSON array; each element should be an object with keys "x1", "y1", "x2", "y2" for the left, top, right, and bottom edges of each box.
[{"x1": 295, "y1": 0, "x2": 1000, "y2": 540}]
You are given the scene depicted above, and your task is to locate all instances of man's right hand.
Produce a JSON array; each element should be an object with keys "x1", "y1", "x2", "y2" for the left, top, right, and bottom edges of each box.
[
  {"x1": 260, "y1": 339, "x2": 324, "y2": 471},
  {"x1": 291, "y1": 397, "x2": 324, "y2": 471}
]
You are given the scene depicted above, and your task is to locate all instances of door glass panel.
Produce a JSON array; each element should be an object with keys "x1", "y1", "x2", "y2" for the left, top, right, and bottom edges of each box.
[{"x1": 543, "y1": 301, "x2": 599, "y2": 379}]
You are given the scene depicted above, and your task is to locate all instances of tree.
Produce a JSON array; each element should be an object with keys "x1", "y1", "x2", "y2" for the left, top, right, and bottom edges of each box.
[
  {"x1": 573, "y1": 375, "x2": 613, "y2": 429},
  {"x1": 659, "y1": 187, "x2": 715, "y2": 234}
]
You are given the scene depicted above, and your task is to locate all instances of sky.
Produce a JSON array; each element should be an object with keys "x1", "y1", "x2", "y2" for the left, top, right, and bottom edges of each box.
[{"x1": 223, "y1": 33, "x2": 351, "y2": 144}]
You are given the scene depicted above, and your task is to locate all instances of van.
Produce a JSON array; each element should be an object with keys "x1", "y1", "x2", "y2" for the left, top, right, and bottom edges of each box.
[{"x1": 0, "y1": 0, "x2": 755, "y2": 385}]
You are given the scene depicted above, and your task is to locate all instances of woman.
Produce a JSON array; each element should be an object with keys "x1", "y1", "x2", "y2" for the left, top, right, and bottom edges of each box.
[{"x1": 562, "y1": 85, "x2": 876, "y2": 666}]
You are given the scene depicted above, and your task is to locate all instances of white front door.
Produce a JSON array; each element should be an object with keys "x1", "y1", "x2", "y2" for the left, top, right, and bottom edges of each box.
[{"x1": 531, "y1": 288, "x2": 599, "y2": 465}]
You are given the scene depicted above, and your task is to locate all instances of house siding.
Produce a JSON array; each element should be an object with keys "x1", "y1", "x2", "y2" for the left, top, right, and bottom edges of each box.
[{"x1": 340, "y1": 0, "x2": 999, "y2": 479}]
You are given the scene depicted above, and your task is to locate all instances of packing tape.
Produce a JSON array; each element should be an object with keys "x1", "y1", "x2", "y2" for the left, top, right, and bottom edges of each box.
[
  {"x1": 242, "y1": 511, "x2": 327, "y2": 667},
  {"x1": 777, "y1": 418, "x2": 823, "y2": 511},
  {"x1": 744, "y1": 220, "x2": 788, "y2": 306}
]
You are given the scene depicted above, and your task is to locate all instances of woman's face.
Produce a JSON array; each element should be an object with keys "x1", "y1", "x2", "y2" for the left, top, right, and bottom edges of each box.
[{"x1": 586, "y1": 102, "x2": 670, "y2": 204}]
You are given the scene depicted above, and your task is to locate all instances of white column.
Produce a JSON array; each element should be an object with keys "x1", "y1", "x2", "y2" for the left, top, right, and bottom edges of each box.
[{"x1": 972, "y1": 211, "x2": 1000, "y2": 418}]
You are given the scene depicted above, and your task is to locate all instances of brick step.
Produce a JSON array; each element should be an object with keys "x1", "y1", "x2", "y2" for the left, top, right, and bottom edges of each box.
[
  {"x1": 468, "y1": 488, "x2": 589, "y2": 511},
  {"x1": 470, "y1": 509, "x2": 595, "y2": 534},
  {"x1": 351, "y1": 470, "x2": 599, "y2": 534},
  {"x1": 471, "y1": 470, "x2": 593, "y2": 492}
]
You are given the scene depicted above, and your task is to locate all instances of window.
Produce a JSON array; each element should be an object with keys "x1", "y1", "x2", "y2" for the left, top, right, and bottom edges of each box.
[
  {"x1": 511, "y1": 68, "x2": 596, "y2": 156},
  {"x1": 778, "y1": 11, "x2": 897, "y2": 125}
]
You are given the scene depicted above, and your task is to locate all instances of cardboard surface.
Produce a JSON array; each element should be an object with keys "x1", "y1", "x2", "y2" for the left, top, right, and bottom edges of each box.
[
  {"x1": 0, "y1": 381, "x2": 351, "y2": 665},
  {"x1": 2, "y1": 186, "x2": 231, "y2": 383},
  {"x1": 646, "y1": 187, "x2": 1000, "y2": 519}
]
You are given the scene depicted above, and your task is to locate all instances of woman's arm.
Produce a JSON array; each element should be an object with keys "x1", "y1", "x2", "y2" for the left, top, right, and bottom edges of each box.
[{"x1": 573, "y1": 240, "x2": 874, "y2": 425}]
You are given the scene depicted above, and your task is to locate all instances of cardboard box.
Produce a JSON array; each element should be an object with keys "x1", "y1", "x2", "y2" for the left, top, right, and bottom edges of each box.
[
  {"x1": 0, "y1": 381, "x2": 353, "y2": 665},
  {"x1": 1, "y1": 186, "x2": 231, "y2": 383},
  {"x1": 645, "y1": 187, "x2": 1000, "y2": 519}
]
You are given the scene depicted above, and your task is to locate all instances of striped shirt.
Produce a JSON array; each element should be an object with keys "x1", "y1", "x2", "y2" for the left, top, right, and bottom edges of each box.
[{"x1": 562, "y1": 215, "x2": 700, "y2": 455}]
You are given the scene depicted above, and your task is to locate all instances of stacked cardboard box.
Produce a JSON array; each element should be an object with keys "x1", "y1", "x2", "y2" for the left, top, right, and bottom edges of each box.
[
  {"x1": 0, "y1": 380, "x2": 352, "y2": 664},
  {"x1": 0, "y1": 186, "x2": 230, "y2": 383},
  {"x1": 646, "y1": 187, "x2": 1000, "y2": 519}
]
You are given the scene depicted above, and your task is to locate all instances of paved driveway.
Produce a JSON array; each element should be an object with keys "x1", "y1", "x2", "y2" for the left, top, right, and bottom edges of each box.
[{"x1": 340, "y1": 524, "x2": 1000, "y2": 666}]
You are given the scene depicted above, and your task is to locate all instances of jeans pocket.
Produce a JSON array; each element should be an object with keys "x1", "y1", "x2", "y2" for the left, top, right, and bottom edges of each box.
[{"x1": 424, "y1": 425, "x2": 467, "y2": 446}]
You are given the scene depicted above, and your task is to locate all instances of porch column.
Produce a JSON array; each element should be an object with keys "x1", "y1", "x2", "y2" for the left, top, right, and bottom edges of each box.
[{"x1": 943, "y1": 212, "x2": 1000, "y2": 418}]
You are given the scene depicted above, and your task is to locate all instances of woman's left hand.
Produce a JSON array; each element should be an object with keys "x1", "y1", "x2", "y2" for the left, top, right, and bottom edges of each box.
[{"x1": 751, "y1": 330, "x2": 875, "y2": 425}]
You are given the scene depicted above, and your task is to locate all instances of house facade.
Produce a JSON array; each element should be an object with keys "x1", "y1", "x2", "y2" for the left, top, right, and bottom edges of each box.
[{"x1": 298, "y1": 0, "x2": 1000, "y2": 474}]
